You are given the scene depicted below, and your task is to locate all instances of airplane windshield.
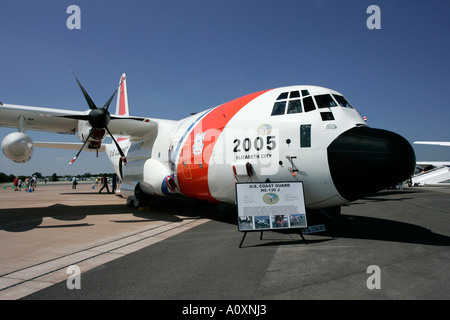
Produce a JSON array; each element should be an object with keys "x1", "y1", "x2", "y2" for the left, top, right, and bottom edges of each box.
[
  {"x1": 271, "y1": 101, "x2": 286, "y2": 116},
  {"x1": 314, "y1": 94, "x2": 338, "y2": 108},
  {"x1": 333, "y1": 94, "x2": 353, "y2": 108},
  {"x1": 271, "y1": 90, "x2": 354, "y2": 116}
]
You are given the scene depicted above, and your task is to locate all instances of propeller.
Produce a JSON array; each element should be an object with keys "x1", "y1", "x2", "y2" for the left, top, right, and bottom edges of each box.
[{"x1": 68, "y1": 73, "x2": 127, "y2": 165}]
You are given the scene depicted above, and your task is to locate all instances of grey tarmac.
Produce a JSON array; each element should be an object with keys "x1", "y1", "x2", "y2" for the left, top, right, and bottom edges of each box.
[{"x1": 0, "y1": 182, "x2": 449, "y2": 300}]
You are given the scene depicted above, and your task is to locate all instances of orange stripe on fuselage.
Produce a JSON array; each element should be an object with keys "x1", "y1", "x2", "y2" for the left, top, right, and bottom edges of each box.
[{"x1": 176, "y1": 89, "x2": 270, "y2": 202}]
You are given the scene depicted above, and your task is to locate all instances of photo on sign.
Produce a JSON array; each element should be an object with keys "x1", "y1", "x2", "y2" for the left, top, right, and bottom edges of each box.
[
  {"x1": 238, "y1": 216, "x2": 254, "y2": 230},
  {"x1": 289, "y1": 214, "x2": 306, "y2": 227},
  {"x1": 272, "y1": 215, "x2": 289, "y2": 228},
  {"x1": 255, "y1": 216, "x2": 270, "y2": 229}
]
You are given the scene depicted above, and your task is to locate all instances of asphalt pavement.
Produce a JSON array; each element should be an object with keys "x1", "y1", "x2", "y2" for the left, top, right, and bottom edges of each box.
[{"x1": 1, "y1": 183, "x2": 449, "y2": 303}]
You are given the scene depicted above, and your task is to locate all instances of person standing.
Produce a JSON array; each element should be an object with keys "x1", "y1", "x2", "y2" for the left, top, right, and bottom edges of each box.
[
  {"x1": 72, "y1": 176, "x2": 78, "y2": 189},
  {"x1": 111, "y1": 174, "x2": 117, "y2": 194},
  {"x1": 31, "y1": 175, "x2": 37, "y2": 191},
  {"x1": 98, "y1": 174, "x2": 110, "y2": 194},
  {"x1": 13, "y1": 177, "x2": 19, "y2": 191},
  {"x1": 25, "y1": 177, "x2": 30, "y2": 191}
]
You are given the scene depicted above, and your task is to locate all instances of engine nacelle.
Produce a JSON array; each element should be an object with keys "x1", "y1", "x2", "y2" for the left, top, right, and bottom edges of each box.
[
  {"x1": 143, "y1": 158, "x2": 176, "y2": 196},
  {"x1": 1, "y1": 132, "x2": 33, "y2": 163},
  {"x1": 136, "y1": 158, "x2": 176, "y2": 198}
]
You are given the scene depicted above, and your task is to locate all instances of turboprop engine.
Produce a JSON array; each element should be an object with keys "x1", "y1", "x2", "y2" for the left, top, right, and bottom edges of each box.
[{"x1": 1, "y1": 132, "x2": 33, "y2": 163}]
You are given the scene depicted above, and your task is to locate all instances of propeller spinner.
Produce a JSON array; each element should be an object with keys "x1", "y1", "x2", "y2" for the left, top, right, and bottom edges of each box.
[{"x1": 68, "y1": 73, "x2": 127, "y2": 165}]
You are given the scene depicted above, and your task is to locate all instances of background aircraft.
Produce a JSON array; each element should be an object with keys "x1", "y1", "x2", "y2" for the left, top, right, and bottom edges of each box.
[
  {"x1": 414, "y1": 141, "x2": 450, "y2": 147},
  {"x1": 412, "y1": 141, "x2": 450, "y2": 185},
  {"x1": 0, "y1": 74, "x2": 416, "y2": 217}
]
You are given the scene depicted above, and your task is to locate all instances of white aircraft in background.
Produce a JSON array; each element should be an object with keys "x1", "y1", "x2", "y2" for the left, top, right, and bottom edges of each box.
[
  {"x1": 414, "y1": 141, "x2": 450, "y2": 147},
  {"x1": 0, "y1": 74, "x2": 416, "y2": 216},
  {"x1": 413, "y1": 141, "x2": 450, "y2": 167},
  {"x1": 412, "y1": 140, "x2": 450, "y2": 185}
]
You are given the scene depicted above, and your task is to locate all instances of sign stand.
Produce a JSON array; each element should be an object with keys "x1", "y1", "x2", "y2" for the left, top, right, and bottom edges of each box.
[
  {"x1": 239, "y1": 232, "x2": 248, "y2": 248},
  {"x1": 239, "y1": 229, "x2": 307, "y2": 248},
  {"x1": 235, "y1": 182, "x2": 309, "y2": 248}
]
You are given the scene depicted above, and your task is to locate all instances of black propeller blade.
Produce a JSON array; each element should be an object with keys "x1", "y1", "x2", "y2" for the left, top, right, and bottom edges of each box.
[
  {"x1": 69, "y1": 127, "x2": 96, "y2": 165},
  {"x1": 68, "y1": 73, "x2": 127, "y2": 165},
  {"x1": 72, "y1": 72, "x2": 97, "y2": 110},
  {"x1": 105, "y1": 126, "x2": 127, "y2": 165}
]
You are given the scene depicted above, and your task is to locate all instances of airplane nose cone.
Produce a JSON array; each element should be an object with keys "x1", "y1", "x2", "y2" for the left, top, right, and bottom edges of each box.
[{"x1": 327, "y1": 126, "x2": 416, "y2": 202}]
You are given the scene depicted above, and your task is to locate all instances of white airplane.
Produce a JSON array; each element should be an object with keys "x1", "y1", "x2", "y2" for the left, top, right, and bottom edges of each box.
[
  {"x1": 413, "y1": 141, "x2": 450, "y2": 167},
  {"x1": 414, "y1": 141, "x2": 450, "y2": 147},
  {"x1": 0, "y1": 74, "x2": 416, "y2": 216},
  {"x1": 411, "y1": 141, "x2": 450, "y2": 185}
]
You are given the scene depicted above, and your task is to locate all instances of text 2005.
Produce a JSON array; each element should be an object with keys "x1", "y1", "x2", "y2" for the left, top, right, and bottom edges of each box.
[{"x1": 233, "y1": 136, "x2": 277, "y2": 152}]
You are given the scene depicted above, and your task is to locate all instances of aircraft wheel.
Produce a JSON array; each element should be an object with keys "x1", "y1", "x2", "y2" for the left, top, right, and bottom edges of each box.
[
  {"x1": 126, "y1": 197, "x2": 136, "y2": 207},
  {"x1": 134, "y1": 183, "x2": 149, "y2": 208}
]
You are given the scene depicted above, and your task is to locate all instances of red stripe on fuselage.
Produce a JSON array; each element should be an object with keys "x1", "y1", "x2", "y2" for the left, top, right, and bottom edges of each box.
[{"x1": 176, "y1": 89, "x2": 270, "y2": 202}]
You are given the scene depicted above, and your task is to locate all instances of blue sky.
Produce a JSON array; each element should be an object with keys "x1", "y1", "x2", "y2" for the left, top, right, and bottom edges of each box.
[{"x1": 0, "y1": 0, "x2": 449, "y2": 176}]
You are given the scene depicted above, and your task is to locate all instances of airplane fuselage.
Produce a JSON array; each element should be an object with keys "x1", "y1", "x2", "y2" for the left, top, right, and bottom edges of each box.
[{"x1": 108, "y1": 85, "x2": 416, "y2": 209}]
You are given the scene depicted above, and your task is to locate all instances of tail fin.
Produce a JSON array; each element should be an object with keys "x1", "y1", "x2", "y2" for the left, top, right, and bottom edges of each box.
[{"x1": 115, "y1": 73, "x2": 129, "y2": 116}]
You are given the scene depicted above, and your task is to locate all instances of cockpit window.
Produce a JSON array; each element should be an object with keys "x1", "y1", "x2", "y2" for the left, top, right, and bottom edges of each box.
[
  {"x1": 272, "y1": 91, "x2": 353, "y2": 115},
  {"x1": 271, "y1": 101, "x2": 286, "y2": 116},
  {"x1": 314, "y1": 94, "x2": 338, "y2": 108},
  {"x1": 287, "y1": 99, "x2": 302, "y2": 114},
  {"x1": 272, "y1": 91, "x2": 304, "y2": 115},
  {"x1": 333, "y1": 94, "x2": 353, "y2": 108},
  {"x1": 276, "y1": 92, "x2": 288, "y2": 100},
  {"x1": 289, "y1": 91, "x2": 300, "y2": 99},
  {"x1": 303, "y1": 96, "x2": 316, "y2": 112}
]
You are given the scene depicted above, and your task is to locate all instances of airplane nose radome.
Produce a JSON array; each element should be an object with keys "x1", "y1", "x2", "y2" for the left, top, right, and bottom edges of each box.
[{"x1": 327, "y1": 126, "x2": 416, "y2": 202}]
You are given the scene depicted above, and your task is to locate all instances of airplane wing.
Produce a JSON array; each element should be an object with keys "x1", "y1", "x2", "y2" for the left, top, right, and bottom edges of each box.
[
  {"x1": 0, "y1": 103, "x2": 81, "y2": 134},
  {"x1": 414, "y1": 141, "x2": 450, "y2": 146},
  {"x1": 416, "y1": 161, "x2": 450, "y2": 167},
  {"x1": 0, "y1": 74, "x2": 157, "y2": 165},
  {"x1": 107, "y1": 115, "x2": 157, "y2": 141},
  {"x1": 33, "y1": 142, "x2": 106, "y2": 152},
  {"x1": 0, "y1": 103, "x2": 156, "y2": 140}
]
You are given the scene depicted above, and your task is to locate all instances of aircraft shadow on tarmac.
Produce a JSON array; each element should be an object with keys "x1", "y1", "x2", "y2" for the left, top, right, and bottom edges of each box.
[
  {"x1": 1, "y1": 193, "x2": 449, "y2": 247},
  {"x1": 0, "y1": 199, "x2": 187, "y2": 233},
  {"x1": 318, "y1": 215, "x2": 450, "y2": 247},
  {"x1": 242, "y1": 213, "x2": 450, "y2": 248}
]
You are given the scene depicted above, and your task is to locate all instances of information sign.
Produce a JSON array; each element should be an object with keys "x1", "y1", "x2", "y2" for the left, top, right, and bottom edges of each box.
[{"x1": 235, "y1": 182, "x2": 307, "y2": 231}]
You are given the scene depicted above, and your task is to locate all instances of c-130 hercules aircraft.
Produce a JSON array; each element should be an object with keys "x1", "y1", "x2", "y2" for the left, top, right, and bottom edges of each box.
[{"x1": 0, "y1": 74, "x2": 416, "y2": 216}]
